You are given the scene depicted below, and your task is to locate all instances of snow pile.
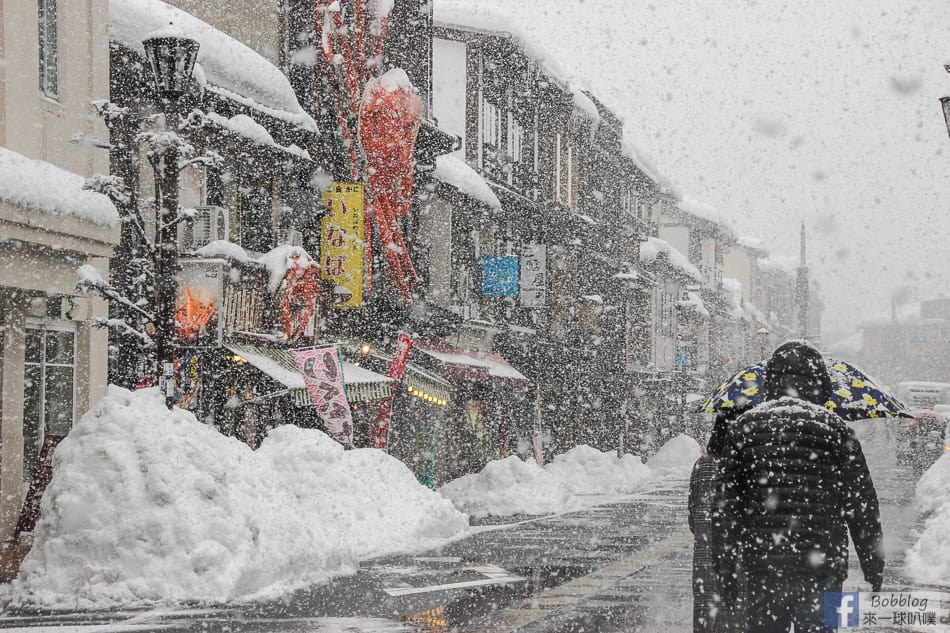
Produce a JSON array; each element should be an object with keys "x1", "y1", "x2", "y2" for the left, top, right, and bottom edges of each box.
[
  {"x1": 109, "y1": 0, "x2": 317, "y2": 132},
  {"x1": 0, "y1": 147, "x2": 118, "y2": 227},
  {"x1": 434, "y1": 155, "x2": 502, "y2": 209},
  {"x1": 544, "y1": 445, "x2": 653, "y2": 495},
  {"x1": 9, "y1": 387, "x2": 467, "y2": 608},
  {"x1": 646, "y1": 434, "x2": 702, "y2": 477},
  {"x1": 905, "y1": 452, "x2": 950, "y2": 586},
  {"x1": 439, "y1": 456, "x2": 579, "y2": 518}
]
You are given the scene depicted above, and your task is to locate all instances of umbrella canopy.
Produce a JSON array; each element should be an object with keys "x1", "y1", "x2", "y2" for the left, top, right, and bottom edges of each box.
[{"x1": 698, "y1": 357, "x2": 911, "y2": 421}]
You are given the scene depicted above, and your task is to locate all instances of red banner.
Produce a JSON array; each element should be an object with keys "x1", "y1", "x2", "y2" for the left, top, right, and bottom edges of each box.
[
  {"x1": 370, "y1": 333, "x2": 413, "y2": 449},
  {"x1": 292, "y1": 346, "x2": 353, "y2": 446}
]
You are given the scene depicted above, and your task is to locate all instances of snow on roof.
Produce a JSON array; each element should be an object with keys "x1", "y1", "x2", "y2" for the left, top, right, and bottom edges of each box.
[
  {"x1": 757, "y1": 255, "x2": 797, "y2": 276},
  {"x1": 435, "y1": 2, "x2": 604, "y2": 126},
  {"x1": 676, "y1": 290, "x2": 710, "y2": 319},
  {"x1": 828, "y1": 331, "x2": 863, "y2": 357},
  {"x1": 435, "y1": 1, "x2": 569, "y2": 81},
  {"x1": 736, "y1": 234, "x2": 766, "y2": 251},
  {"x1": 621, "y1": 137, "x2": 670, "y2": 189},
  {"x1": 676, "y1": 196, "x2": 735, "y2": 233},
  {"x1": 109, "y1": 0, "x2": 317, "y2": 133},
  {"x1": 639, "y1": 236, "x2": 702, "y2": 283},
  {"x1": 434, "y1": 155, "x2": 502, "y2": 209},
  {"x1": 193, "y1": 239, "x2": 251, "y2": 263},
  {"x1": 256, "y1": 244, "x2": 318, "y2": 293},
  {"x1": 0, "y1": 147, "x2": 118, "y2": 227},
  {"x1": 417, "y1": 342, "x2": 528, "y2": 383},
  {"x1": 204, "y1": 112, "x2": 312, "y2": 160},
  {"x1": 571, "y1": 88, "x2": 602, "y2": 124},
  {"x1": 225, "y1": 344, "x2": 393, "y2": 390}
]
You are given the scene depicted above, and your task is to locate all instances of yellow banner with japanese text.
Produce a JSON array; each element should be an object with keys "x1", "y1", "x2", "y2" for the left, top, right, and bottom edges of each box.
[{"x1": 320, "y1": 182, "x2": 365, "y2": 308}]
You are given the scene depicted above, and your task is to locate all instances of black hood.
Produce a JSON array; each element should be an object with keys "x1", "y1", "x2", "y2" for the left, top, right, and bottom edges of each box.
[{"x1": 764, "y1": 341, "x2": 833, "y2": 405}]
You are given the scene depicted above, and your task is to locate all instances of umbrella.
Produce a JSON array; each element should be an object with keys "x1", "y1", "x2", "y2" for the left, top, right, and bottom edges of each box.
[{"x1": 698, "y1": 357, "x2": 911, "y2": 421}]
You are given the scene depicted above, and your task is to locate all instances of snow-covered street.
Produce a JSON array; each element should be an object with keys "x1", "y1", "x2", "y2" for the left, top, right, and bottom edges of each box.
[{"x1": 0, "y1": 423, "x2": 938, "y2": 632}]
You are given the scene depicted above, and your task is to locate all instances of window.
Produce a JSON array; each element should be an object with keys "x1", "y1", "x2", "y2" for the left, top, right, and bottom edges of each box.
[
  {"x1": 554, "y1": 133, "x2": 579, "y2": 209},
  {"x1": 479, "y1": 97, "x2": 503, "y2": 177},
  {"x1": 38, "y1": 0, "x2": 58, "y2": 98},
  {"x1": 23, "y1": 324, "x2": 75, "y2": 487}
]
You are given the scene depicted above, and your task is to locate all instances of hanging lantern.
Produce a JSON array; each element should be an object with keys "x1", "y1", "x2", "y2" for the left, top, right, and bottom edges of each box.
[{"x1": 143, "y1": 25, "x2": 199, "y2": 100}]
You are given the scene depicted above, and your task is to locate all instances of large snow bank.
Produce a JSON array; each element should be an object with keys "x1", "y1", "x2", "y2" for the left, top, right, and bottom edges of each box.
[
  {"x1": 544, "y1": 445, "x2": 653, "y2": 495},
  {"x1": 434, "y1": 155, "x2": 501, "y2": 209},
  {"x1": 905, "y1": 452, "x2": 950, "y2": 586},
  {"x1": 109, "y1": 0, "x2": 317, "y2": 132},
  {"x1": 439, "y1": 456, "x2": 579, "y2": 518},
  {"x1": 9, "y1": 387, "x2": 467, "y2": 608},
  {"x1": 0, "y1": 147, "x2": 118, "y2": 227},
  {"x1": 646, "y1": 434, "x2": 702, "y2": 477}
]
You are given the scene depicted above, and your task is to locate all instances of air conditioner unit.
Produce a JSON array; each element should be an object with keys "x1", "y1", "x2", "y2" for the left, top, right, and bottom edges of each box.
[
  {"x1": 180, "y1": 206, "x2": 229, "y2": 251},
  {"x1": 275, "y1": 228, "x2": 303, "y2": 247}
]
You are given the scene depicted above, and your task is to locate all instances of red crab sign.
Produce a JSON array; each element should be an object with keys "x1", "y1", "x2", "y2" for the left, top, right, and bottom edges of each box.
[
  {"x1": 315, "y1": 0, "x2": 423, "y2": 304},
  {"x1": 279, "y1": 249, "x2": 321, "y2": 340}
]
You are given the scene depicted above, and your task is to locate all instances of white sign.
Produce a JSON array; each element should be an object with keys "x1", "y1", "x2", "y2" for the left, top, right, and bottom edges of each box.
[
  {"x1": 701, "y1": 238, "x2": 716, "y2": 288},
  {"x1": 520, "y1": 243, "x2": 547, "y2": 307}
]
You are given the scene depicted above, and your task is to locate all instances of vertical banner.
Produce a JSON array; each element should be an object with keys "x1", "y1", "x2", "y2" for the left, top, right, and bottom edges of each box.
[
  {"x1": 321, "y1": 183, "x2": 365, "y2": 308},
  {"x1": 520, "y1": 244, "x2": 547, "y2": 307},
  {"x1": 370, "y1": 333, "x2": 413, "y2": 449},
  {"x1": 292, "y1": 346, "x2": 354, "y2": 446}
]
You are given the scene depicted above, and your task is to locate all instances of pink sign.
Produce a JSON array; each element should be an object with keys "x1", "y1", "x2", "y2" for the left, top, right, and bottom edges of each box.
[{"x1": 292, "y1": 346, "x2": 353, "y2": 446}]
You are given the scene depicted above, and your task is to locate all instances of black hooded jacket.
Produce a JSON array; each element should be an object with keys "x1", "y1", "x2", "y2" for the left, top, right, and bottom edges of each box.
[{"x1": 714, "y1": 342, "x2": 884, "y2": 592}]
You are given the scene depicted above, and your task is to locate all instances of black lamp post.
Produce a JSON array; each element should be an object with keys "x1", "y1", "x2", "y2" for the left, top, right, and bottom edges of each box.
[{"x1": 143, "y1": 28, "x2": 198, "y2": 408}]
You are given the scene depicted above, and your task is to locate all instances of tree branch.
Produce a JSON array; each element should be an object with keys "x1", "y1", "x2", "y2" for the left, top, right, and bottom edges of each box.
[{"x1": 93, "y1": 317, "x2": 155, "y2": 349}]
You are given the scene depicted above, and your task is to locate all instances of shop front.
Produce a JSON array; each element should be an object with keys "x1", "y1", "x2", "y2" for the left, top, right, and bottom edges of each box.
[{"x1": 412, "y1": 338, "x2": 531, "y2": 479}]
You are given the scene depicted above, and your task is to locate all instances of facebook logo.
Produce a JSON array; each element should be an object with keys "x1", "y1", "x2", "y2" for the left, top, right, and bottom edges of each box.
[{"x1": 824, "y1": 592, "x2": 860, "y2": 628}]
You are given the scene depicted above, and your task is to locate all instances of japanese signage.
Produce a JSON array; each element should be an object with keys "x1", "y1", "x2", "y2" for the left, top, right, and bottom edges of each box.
[
  {"x1": 370, "y1": 332, "x2": 413, "y2": 450},
  {"x1": 292, "y1": 346, "x2": 353, "y2": 446},
  {"x1": 519, "y1": 244, "x2": 547, "y2": 307},
  {"x1": 320, "y1": 182, "x2": 365, "y2": 308},
  {"x1": 479, "y1": 256, "x2": 519, "y2": 297}
]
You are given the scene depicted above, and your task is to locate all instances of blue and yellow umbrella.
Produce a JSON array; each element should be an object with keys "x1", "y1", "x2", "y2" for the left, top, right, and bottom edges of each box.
[{"x1": 698, "y1": 357, "x2": 911, "y2": 421}]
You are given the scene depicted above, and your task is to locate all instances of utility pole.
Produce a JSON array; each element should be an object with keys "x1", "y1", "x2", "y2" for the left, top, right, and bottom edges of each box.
[{"x1": 796, "y1": 220, "x2": 809, "y2": 341}]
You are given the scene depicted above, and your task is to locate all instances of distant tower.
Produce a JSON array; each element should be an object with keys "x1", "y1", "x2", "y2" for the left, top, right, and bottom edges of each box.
[{"x1": 796, "y1": 221, "x2": 809, "y2": 340}]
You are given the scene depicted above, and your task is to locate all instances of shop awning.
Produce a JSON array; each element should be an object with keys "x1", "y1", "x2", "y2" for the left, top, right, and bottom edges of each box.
[
  {"x1": 224, "y1": 343, "x2": 394, "y2": 406},
  {"x1": 414, "y1": 339, "x2": 529, "y2": 386}
]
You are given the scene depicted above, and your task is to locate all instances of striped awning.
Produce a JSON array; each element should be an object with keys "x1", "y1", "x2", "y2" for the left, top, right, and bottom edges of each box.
[{"x1": 224, "y1": 343, "x2": 394, "y2": 405}]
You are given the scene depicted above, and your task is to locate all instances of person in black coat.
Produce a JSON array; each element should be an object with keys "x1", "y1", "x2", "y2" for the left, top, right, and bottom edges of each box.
[
  {"x1": 714, "y1": 341, "x2": 884, "y2": 633},
  {"x1": 689, "y1": 413, "x2": 744, "y2": 632}
]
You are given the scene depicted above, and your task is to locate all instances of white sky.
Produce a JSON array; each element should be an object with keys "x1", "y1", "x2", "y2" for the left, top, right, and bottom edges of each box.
[{"x1": 456, "y1": 0, "x2": 950, "y2": 338}]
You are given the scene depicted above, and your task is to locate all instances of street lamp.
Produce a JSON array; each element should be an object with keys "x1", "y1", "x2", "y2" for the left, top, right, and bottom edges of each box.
[{"x1": 143, "y1": 26, "x2": 199, "y2": 408}]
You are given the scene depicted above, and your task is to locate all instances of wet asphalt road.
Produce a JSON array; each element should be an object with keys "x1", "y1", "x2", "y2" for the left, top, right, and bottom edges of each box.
[{"x1": 0, "y1": 421, "x2": 941, "y2": 633}]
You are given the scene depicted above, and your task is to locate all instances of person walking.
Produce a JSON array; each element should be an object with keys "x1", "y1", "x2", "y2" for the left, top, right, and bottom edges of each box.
[
  {"x1": 714, "y1": 341, "x2": 884, "y2": 633},
  {"x1": 689, "y1": 413, "x2": 743, "y2": 632}
]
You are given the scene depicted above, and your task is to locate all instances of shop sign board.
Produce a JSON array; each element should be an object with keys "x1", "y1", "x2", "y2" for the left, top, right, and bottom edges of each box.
[
  {"x1": 320, "y1": 182, "x2": 365, "y2": 308},
  {"x1": 370, "y1": 332, "x2": 413, "y2": 450},
  {"x1": 479, "y1": 256, "x2": 519, "y2": 297},
  {"x1": 519, "y1": 244, "x2": 547, "y2": 307},
  {"x1": 176, "y1": 259, "x2": 224, "y2": 343},
  {"x1": 293, "y1": 346, "x2": 354, "y2": 446}
]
